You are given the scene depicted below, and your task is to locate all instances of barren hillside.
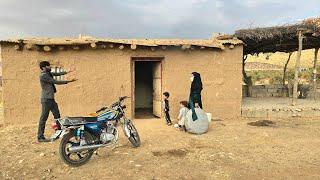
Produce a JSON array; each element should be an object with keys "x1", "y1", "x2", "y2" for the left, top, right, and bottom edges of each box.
[{"x1": 247, "y1": 49, "x2": 317, "y2": 69}]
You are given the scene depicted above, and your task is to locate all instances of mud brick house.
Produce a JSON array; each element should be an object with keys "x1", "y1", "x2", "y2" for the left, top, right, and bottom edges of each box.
[{"x1": 0, "y1": 37, "x2": 243, "y2": 125}]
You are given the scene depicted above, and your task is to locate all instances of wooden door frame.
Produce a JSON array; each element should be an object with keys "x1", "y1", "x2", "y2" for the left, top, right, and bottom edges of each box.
[{"x1": 131, "y1": 57, "x2": 164, "y2": 119}]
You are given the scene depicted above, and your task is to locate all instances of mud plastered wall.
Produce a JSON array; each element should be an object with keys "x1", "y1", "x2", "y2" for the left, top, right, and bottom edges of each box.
[
  {"x1": 1, "y1": 44, "x2": 242, "y2": 125},
  {"x1": 161, "y1": 46, "x2": 243, "y2": 119}
]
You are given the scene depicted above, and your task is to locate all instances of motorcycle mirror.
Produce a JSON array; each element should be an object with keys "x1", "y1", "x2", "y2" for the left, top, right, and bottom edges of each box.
[{"x1": 119, "y1": 96, "x2": 130, "y2": 101}]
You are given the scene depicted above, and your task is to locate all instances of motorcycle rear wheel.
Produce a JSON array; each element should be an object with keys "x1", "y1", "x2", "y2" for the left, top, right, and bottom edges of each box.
[{"x1": 59, "y1": 131, "x2": 96, "y2": 167}]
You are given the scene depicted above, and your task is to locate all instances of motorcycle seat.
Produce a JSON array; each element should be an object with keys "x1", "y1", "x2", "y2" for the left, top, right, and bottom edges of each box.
[{"x1": 62, "y1": 117, "x2": 98, "y2": 126}]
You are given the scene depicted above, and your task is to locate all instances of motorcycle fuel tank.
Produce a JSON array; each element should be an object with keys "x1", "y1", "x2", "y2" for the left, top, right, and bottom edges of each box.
[{"x1": 97, "y1": 109, "x2": 119, "y2": 121}]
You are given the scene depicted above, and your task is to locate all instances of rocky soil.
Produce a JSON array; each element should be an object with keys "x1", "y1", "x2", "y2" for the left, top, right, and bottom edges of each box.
[{"x1": 1, "y1": 117, "x2": 320, "y2": 180}]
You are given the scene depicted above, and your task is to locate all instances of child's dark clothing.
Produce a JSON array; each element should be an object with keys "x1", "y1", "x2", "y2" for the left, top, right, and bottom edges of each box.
[{"x1": 163, "y1": 99, "x2": 172, "y2": 124}]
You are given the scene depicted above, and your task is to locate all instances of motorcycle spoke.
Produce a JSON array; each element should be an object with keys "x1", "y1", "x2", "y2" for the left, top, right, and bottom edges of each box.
[
  {"x1": 131, "y1": 134, "x2": 137, "y2": 142},
  {"x1": 67, "y1": 141, "x2": 79, "y2": 146},
  {"x1": 77, "y1": 153, "x2": 83, "y2": 159}
]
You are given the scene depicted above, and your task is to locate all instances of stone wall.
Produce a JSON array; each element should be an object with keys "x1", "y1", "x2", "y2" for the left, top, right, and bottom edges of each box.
[
  {"x1": 242, "y1": 107, "x2": 320, "y2": 118},
  {"x1": 243, "y1": 85, "x2": 288, "y2": 98}
]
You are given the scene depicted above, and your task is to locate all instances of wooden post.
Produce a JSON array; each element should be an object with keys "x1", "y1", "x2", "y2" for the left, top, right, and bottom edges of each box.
[
  {"x1": 292, "y1": 31, "x2": 303, "y2": 105},
  {"x1": 282, "y1": 52, "x2": 292, "y2": 86},
  {"x1": 313, "y1": 48, "x2": 319, "y2": 100},
  {"x1": 242, "y1": 55, "x2": 252, "y2": 97}
]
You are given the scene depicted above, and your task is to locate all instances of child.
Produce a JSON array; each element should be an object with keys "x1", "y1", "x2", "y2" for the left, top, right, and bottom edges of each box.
[
  {"x1": 163, "y1": 92, "x2": 172, "y2": 125},
  {"x1": 176, "y1": 101, "x2": 189, "y2": 131}
]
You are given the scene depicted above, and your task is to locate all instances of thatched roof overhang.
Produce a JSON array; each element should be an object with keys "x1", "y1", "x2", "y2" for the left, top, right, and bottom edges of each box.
[{"x1": 235, "y1": 18, "x2": 320, "y2": 55}]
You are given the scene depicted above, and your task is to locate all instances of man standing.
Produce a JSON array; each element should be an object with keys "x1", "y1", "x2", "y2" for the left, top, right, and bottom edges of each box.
[{"x1": 37, "y1": 61, "x2": 77, "y2": 142}]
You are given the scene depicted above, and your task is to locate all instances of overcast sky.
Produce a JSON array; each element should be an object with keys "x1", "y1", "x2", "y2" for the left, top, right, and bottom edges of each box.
[{"x1": 0, "y1": 0, "x2": 319, "y2": 39}]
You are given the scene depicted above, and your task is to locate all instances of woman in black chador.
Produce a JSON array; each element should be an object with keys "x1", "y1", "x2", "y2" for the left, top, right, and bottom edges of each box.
[{"x1": 189, "y1": 72, "x2": 203, "y2": 121}]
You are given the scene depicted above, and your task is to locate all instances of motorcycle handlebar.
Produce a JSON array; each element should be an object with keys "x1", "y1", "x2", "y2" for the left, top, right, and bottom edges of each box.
[
  {"x1": 96, "y1": 96, "x2": 130, "y2": 112},
  {"x1": 119, "y1": 96, "x2": 130, "y2": 102},
  {"x1": 96, "y1": 106, "x2": 108, "y2": 113}
]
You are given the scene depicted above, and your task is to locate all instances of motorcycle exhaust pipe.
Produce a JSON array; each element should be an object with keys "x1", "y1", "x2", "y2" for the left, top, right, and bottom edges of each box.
[{"x1": 68, "y1": 144, "x2": 110, "y2": 153}]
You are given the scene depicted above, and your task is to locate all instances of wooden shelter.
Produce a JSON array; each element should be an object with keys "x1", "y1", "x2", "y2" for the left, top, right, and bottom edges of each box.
[
  {"x1": 235, "y1": 18, "x2": 320, "y2": 55},
  {"x1": 235, "y1": 17, "x2": 320, "y2": 104}
]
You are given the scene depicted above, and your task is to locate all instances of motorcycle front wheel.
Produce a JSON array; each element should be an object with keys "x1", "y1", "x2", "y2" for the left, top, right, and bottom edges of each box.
[
  {"x1": 59, "y1": 131, "x2": 95, "y2": 167},
  {"x1": 125, "y1": 121, "x2": 141, "y2": 147}
]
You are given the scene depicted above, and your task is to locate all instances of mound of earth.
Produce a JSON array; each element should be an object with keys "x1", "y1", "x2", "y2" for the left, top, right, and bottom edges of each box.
[{"x1": 247, "y1": 120, "x2": 275, "y2": 127}]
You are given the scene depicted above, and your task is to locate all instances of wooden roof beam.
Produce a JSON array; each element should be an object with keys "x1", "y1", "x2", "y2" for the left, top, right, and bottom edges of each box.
[
  {"x1": 181, "y1": 44, "x2": 191, "y2": 50},
  {"x1": 119, "y1": 45, "x2": 125, "y2": 50},
  {"x1": 43, "y1": 45, "x2": 51, "y2": 52},
  {"x1": 90, "y1": 42, "x2": 97, "y2": 49},
  {"x1": 131, "y1": 44, "x2": 137, "y2": 50}
]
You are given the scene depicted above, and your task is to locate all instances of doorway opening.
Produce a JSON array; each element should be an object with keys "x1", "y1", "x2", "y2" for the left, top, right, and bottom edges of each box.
[{"x1": 133, "y1": 59, "x2": 162, "y2": 119}]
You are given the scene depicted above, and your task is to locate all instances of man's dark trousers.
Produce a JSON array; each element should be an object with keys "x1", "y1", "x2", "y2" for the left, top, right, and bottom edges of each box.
[{"x1": 37, "y1": 99, "x2": 61, "y2": 139}]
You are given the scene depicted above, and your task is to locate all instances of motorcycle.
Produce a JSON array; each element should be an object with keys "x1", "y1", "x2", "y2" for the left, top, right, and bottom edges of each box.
[{"x1": 51, "y1": 96, "x2": 140, "y2": 166}]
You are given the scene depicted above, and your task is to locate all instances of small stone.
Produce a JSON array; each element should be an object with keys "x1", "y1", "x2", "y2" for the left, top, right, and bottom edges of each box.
[
  {"x1": 129, "y1": 161, "x2": 134, "y2": 163},
  {"x1": 135, "y1": 164, "x2": 142, "y2": 167},
  {"x1": 40, "y1": 153, "x2": 45, "y2": 157},
  {"x1": 295, "y1": 108, "x2": 302, "y2": 112}
]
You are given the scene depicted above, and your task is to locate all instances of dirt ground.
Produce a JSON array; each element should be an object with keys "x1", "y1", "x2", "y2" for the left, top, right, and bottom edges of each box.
[
  {"x1": 1, "y1": 117, "x2": 320, "y2": 180},
  {"x1": 242, "y1": 97, "x2": 320, "y2": 109}
]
